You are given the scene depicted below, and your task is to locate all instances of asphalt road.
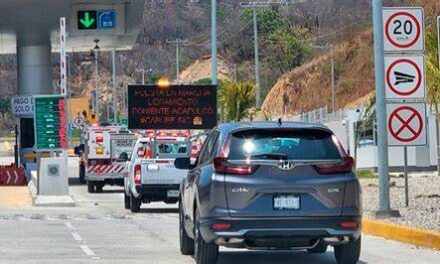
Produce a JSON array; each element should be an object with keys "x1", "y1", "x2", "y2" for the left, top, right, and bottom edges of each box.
[{"x1": 1, "y1": 158, "x2": 440, "y2": 263}]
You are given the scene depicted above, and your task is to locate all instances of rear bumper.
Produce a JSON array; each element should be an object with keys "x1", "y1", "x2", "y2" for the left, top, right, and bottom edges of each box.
[
  {"x1": 86, "y1": 173, "x2": 124, "y2": 181},
  {"x1": 135, "y1": 184, "x2": 180, "y2": 202},
  {"x1": 199, "y1": 216, "x2": 361, "y2": 247}
]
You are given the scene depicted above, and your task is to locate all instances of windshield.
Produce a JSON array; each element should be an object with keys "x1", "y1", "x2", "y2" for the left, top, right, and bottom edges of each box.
[
  {"x1": 228, "y1": 129, "x2": 341, "y2": 161},
  {"x1": 154, "y1": 141, "x2": 190, "y2": 158}
]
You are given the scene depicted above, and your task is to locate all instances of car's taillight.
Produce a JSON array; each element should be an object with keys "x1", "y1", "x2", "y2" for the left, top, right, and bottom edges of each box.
[
  {"x1": 134, "y1": 164, "x2": 142, "y2": 185},
  {"x1": 339, "y1": 221, "x2": 358, "y2": 229},
  {"x1": 314, "y1": 156, "x2": 354, "y2": 174},
  {"x1": 213, "y1": 157, "x2": 257, "y2": 175},
  {"x1": 211, "y1": 223, "x2": 232, "y2": 231},
  {"x1": 213, "y1": 136, "x2": 257, "y2": 175}
]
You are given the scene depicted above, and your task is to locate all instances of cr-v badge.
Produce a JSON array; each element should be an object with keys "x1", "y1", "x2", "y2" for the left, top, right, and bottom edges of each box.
[{"x1": 278, "y1": 161, "x2": 294, "y2": 171}]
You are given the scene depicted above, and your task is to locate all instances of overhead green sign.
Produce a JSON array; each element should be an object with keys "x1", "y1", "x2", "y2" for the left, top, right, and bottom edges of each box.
[
  {"x1": 34, "y1": 96, "x2": 67, "y2": 151},
  {"x1": 78, "y1": 10, "x2": 116, "y2": 30},
  {"x1": 78, "y1": 11, "x2": 97, "y2": 30}
]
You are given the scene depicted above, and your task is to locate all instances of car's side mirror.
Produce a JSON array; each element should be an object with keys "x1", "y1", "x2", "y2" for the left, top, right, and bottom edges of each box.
[
  {"x1": 74, "y1": 144, "x2": 85, "y2": 155},
  {"x1": 118, "y1": 152, "x2": 129, "y2": 162},
  {"x1": 174, "y1": 157, "x2": 193, "y2": 170}
]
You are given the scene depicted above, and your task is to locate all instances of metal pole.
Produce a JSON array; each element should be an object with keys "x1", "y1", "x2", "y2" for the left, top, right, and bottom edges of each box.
[
  {"x1": 142, "y1": 69, "x2": 145, "y2": 85},
  {"x1": 14, "y1": 124, "x2": 18, "y2": 166},
  {"x1": 106, "y1": 91, "x2": 110, "y2": 122},
  {"x1": 112, "y1": 50, "x2": 117, "y2": 123},
  {"x1": 404, "y1": 146, "x2": 409, "y2": 207},
  {"x1": 211, "y1": 0, "x2": 218, "y2": 85},
  {"x1": 95, "y1": 49, "x2": 99, "y2": 120},
  {"x1": 253, "y1": 8, "x2": 261, "y2": 108},
  {"x1": 330, "y1": 45, "x2": 336, "y2": 113},
  {"x1": 372, "y1": 0, "x2": 391, "y2": 213},
  {"x1": 67, "y1": 54, "x2": 71, "y2": 98},
  {"x1": 436, "y1": 17, "x2": 440, "y2": 176},
  {"x1": 176, "y1": 40, "x2": 180, "y2": 83}
]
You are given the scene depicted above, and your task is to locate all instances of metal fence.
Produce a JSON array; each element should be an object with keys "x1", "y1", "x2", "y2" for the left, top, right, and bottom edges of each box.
[{"x1": 291, "y1": 107, "x2": 347, "y2": 124}]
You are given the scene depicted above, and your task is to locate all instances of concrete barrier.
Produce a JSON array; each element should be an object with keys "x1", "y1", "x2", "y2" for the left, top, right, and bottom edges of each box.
[{"x1": 362, "y1": 219, "x2": 440, "y2": 251}]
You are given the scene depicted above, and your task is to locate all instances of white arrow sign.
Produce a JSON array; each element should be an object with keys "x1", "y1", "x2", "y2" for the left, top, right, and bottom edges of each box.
[{"x1": 385, "y1": 55, "x2": 425, "y2": 100}]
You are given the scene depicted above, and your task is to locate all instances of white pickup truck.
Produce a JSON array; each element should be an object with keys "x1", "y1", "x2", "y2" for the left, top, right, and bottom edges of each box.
[{"x1": 124, "y1": 135, "x2": 191, "y2": 212}]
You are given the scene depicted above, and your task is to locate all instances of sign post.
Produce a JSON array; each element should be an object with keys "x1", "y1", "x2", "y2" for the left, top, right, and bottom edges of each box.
[
  {"x1": 383, "y1": 7, "x2": 426, "y2": 209},
  {"x1": 372, "y1": 0, "x2": 392, "y2": 216}
]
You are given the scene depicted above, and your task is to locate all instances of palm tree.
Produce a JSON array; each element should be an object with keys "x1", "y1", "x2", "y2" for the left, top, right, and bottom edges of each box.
[{"x1": 218, "y1": 80, "x2": 256, "y2": 122}]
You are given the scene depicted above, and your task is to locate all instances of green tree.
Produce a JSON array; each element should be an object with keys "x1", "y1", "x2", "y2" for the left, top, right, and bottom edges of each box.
[
  {"x1": 0, "y1": 97, "x2": 10, "y2": 116},
  {"x1": 242, "y1": 8, "x2": 284, "y2": 36},
  {"x1": 219, "y1": 80, "x2": 256, "y2": 122},
  {"x1": 264, "y1": 27, "x2": 313, "y2": 75},
  {"x1": 426, "y1": 25, "x2": 440, "y2": 113}
]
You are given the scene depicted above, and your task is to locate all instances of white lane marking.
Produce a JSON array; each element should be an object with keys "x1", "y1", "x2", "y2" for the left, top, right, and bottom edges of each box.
[
  {"x1": 65, "y1": 222, "x2": 74, "y2": 230},
  {"x1": 80, "y1": 245, "x2": 96, "y2": 256},
  {"x1": 71, "y1": 232, "x2": 83, "y2": 241}
]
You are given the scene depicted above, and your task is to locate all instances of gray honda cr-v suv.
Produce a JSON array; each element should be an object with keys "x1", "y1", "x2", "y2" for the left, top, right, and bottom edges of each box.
[{"x1": 175, "y1": 122, "x2": 362, "y2": 264}]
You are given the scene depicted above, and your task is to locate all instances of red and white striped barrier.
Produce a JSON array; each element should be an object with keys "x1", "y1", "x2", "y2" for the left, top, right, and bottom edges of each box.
[{"x1": 87, "y1": 165, "x2": 125, "y2": 175}]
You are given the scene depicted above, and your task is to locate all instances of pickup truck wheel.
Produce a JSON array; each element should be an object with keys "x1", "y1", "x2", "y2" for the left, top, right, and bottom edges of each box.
[
  {"x1": 194, "y1": 208, "x2": 218, "y2": 264},
  {"x1": 87, "y1": 181, "x2": 95, "y2": 193},
  {"x1": 124, "y1": 191, "x2": 131, "y2": 209},
  {"x1": 334, "y1": 236, "x2": 361, "y2": 264},
  {"x1": 130, "y1": 193, "x2": 141, "y2": 213},
  {"x1": 96, "y1": 185, "x2": 103, "y2": 193},
  {"x1": 79, "y1": 163, "x2": 86, "y2": 184},
  {"x1": 179, "y1": 202, "x2": 194, "y2": 255}
]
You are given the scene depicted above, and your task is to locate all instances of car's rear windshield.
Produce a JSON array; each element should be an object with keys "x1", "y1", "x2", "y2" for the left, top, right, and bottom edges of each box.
[
  {"x1": 228, "y1": 129, "x2": 341, "y2": 160},
  {"x1": 154, "y1": 141, "x2": 189, "y2": 158}
]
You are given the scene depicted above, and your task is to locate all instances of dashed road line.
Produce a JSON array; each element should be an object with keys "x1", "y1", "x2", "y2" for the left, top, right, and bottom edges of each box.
[
  {"x1": 80, "y1": 245, "x2": 96, "y2": 256},
  {"x1": 71, "y1": 232, "x2": 83, "y2": 241},
  {"x1": 65, "y1": 221, "x2": 74, "y2": 230},
  {"x1": 65, "y1": 221, "x2": 99, "y2": 260}
]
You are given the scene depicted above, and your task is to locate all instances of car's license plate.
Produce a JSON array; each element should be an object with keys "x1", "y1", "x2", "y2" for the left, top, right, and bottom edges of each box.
[
  {"x1": 167, "y1": 190, "x2": 180, "y2": 198},
  {"x1": 273, "y1": 195, "x2": 300, "y2": 210}
]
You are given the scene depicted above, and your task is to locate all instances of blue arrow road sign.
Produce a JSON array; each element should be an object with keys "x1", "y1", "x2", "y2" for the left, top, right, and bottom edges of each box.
[{"x1": 97, "y1": 10, "x2": 116, "y2": 29}]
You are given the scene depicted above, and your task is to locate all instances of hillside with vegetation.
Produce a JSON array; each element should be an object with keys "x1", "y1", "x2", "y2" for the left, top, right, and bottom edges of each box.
[
  {"x1": 262, "y1": 0, "x2": 440, "y2": 119},
  {"x1": 0, "y1": 0, "x2": 429, "y2": 132}
]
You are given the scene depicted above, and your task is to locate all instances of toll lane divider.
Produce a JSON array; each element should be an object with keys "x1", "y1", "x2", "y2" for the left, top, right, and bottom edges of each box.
[
  {"x1": 0, "y1": 166, "x2": 26, "y2": 186},
  {"x1": 362, "y1": 219, "x2": 440, "y2": 251}
]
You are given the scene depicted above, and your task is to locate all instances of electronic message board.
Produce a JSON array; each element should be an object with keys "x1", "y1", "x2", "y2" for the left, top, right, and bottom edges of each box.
[{"x1": 128, "y1": 85, "x2": 217, "y2": 130}]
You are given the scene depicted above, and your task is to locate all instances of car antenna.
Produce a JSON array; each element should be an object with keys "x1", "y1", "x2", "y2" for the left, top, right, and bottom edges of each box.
[{"x1": 278, "y1": 118, "x2": 282, "y2": 126}]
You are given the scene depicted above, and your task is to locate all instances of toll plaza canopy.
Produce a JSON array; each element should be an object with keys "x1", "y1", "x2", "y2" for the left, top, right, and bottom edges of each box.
[
  {"x1": 0, "y1": 0, "x2": 145, "y2": 158},
  {"x1": 0, "y1": 0, "x2": 144, "y2": 54}
]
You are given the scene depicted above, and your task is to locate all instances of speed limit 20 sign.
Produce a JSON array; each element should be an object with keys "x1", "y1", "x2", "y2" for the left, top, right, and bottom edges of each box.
[{"x1": 383, "y1": 8, "x2": 424, "y2": 52}]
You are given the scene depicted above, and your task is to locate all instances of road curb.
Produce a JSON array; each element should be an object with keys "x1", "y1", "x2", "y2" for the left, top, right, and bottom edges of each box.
[{"x1": 362, "y1": 219, "x2": 440, "y2": 250}]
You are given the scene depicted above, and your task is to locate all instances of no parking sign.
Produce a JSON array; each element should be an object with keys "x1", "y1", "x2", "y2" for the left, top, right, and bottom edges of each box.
[{"x1": 387, "y1": 103, "x2": 427, "y2": 146}]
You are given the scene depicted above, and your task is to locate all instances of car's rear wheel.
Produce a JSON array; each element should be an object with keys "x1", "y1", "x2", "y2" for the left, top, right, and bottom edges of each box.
[
  {"x1": 179, "y1": 202, "x2": 194, "y2": 255},
  {"x1": 334, "y1": 236, "x2": 361, "y2": 264},
  {"x1": 307, "y1": 240, "x2": 328, "y2": 254},
  {"x1": 130, "y1": 193, "x2": 141, "y2": 213},
  {"x1": 194, "y1": 207, "x2": 218, "y2": 264},
  {"x1": 87, "y1": 181, "x2": 95, "y2": 193},
  {"x1": 124, "y1": 191, "x2": 131, "y2": 209}
]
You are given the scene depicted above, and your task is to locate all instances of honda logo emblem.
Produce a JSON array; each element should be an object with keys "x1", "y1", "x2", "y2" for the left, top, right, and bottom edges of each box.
[{"x1": 278, "y1": 161, "x2": 294, "y2": 171}]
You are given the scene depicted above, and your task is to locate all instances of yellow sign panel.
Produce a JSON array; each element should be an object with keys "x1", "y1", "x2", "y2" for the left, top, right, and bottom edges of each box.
[{"x1": 67, "y1": 97, "x2": 90, "y2": 124}]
